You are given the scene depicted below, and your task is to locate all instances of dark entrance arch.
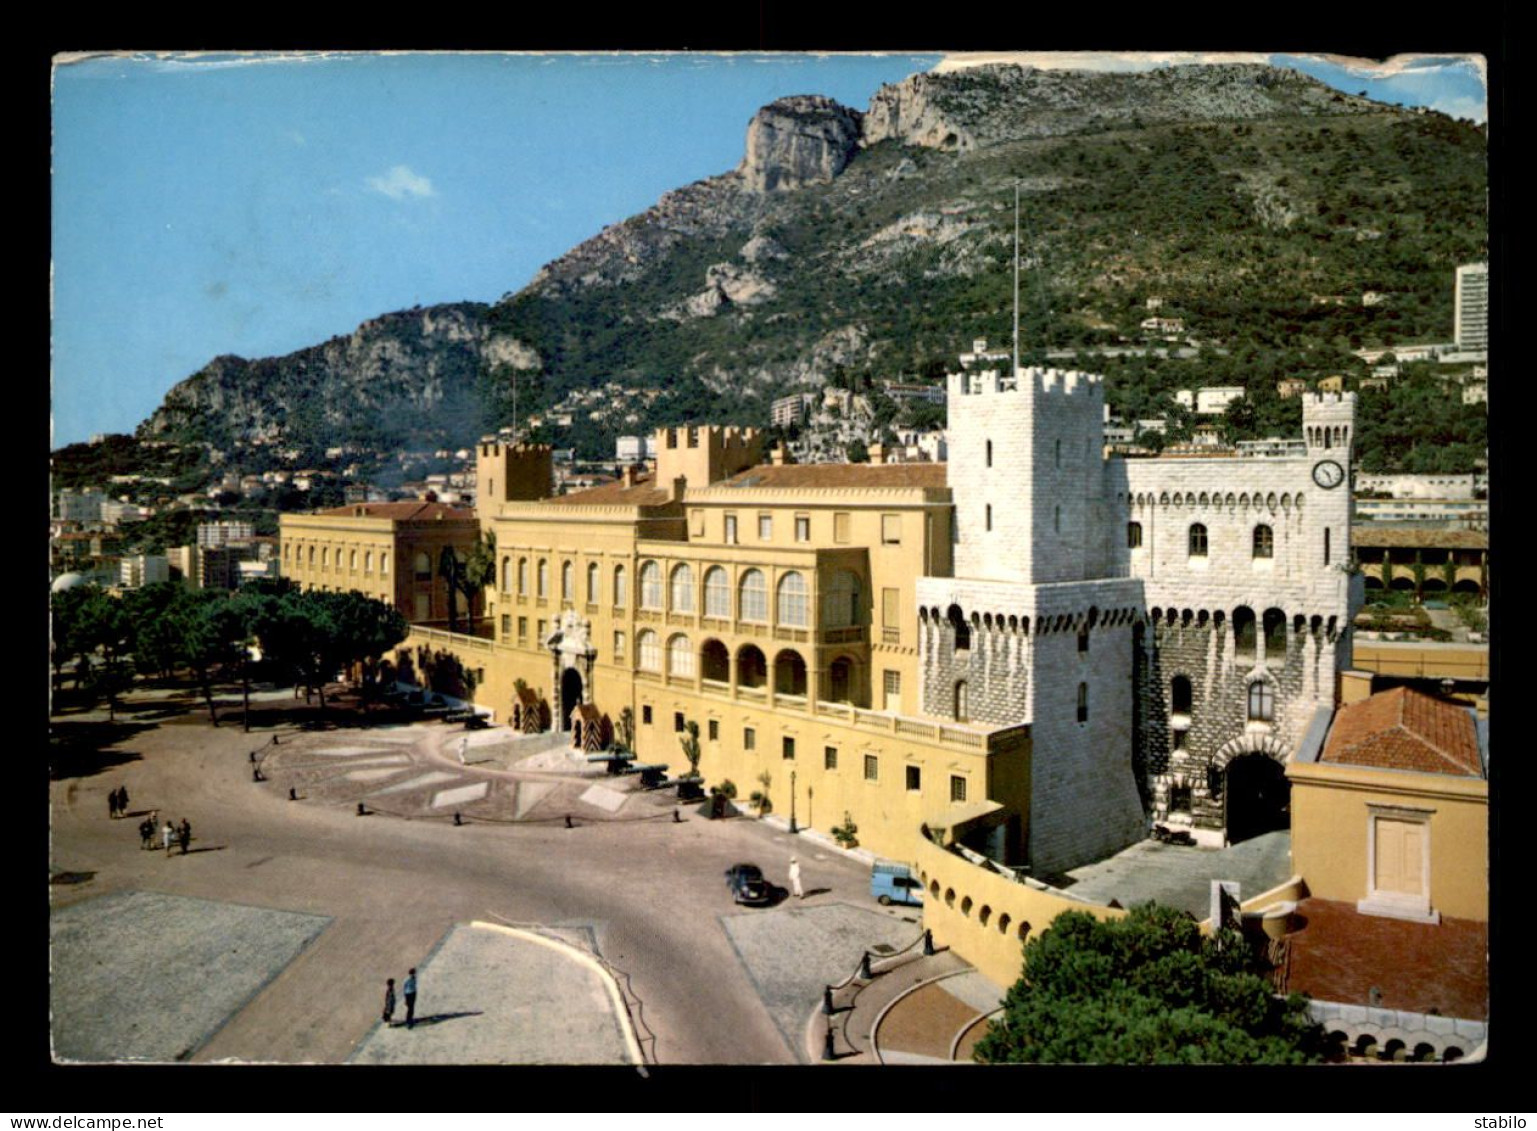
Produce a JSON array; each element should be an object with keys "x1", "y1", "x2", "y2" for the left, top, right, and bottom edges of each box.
[
  {"x1": 1225, "y1": 754, "x2": 1290, "y2": 843},
  {"x1": 560, "y1": 668, "x2": 583, "y2": 732}
]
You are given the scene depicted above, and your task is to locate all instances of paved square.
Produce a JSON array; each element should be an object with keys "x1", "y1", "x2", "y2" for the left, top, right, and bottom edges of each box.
[
  {"x1": 348, "y1": 923, "x2": 633, "y2": 1065},
  {"x1": 51, "y1": 890, "x2": 331, "y2": 1063}
]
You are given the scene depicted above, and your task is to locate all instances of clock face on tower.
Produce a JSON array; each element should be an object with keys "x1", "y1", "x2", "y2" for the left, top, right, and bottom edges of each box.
[{"x1": 1312, "y1": 459, "x2": 1345, "y2": 489}]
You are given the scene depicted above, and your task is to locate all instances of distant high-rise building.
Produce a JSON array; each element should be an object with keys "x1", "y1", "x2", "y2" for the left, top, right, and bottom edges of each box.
[{"x1": 1455, "y1": 262, "x2": 1488, "y2": 350}]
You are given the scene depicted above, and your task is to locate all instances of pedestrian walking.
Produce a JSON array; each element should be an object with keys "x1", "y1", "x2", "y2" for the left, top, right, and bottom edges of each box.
[
  {"x1": 119, "y1": 786, "x2": 130, "y2": 815},
  {"x1": 789, "y1": 856, "x2": 804, "y2": 900},
  {"x1": 403, "y1": 968, "x2": 418, "y2": 1028},
  {"x1": 178, "y1": 822, "x2": 191, "y2": 855},
  {"x1": 138, "y1": 817, "x2": 154, "y2": 850},
  {"x1": 108, "y1": 789, "x2": 119, "y2": 820},
  {"x1": 162, "y1": 821, "x2": 175, "y2": 856},
  {"x1": 382, "y1": 978, "x2": 396, "y2": 1026}
]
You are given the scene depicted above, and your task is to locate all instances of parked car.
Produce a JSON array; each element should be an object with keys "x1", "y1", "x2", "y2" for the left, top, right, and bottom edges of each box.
[
  {"x1": 870, "y1": 862, "x2": 924, "y2": 907},
  {"x1": 725, "y1": 863, "x2": 772, "y2": 906}
]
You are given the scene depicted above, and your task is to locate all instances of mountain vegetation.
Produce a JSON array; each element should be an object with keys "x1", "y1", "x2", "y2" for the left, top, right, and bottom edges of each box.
[{"x1": 94, "y1": 63, "x2": 1483, "y2": 473}]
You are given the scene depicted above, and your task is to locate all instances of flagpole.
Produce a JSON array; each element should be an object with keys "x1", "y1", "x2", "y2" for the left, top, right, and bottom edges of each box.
[{"x1": 1012, "y1": 182, "x2": 1020, "y2": 379}]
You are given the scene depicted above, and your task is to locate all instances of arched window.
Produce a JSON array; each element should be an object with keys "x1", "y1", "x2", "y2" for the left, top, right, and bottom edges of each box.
[
  {"x1": 986, "y1": 439, "x2": 993, "y2": 467},
  {"x1": 1077, "y1": 683, "x2": 1088, "y2": 723},
  {"x1": 307, "y1": 546, "x2": 315, "y2": 566},
  {"x1": 667, "y1": 634, "x2": 694, "y2": 677},
  {"x1": 1263, "y1": 607, "x2": 1287, "y2": 658},
  {"x1": 1171, "y1": 675, "x2": 1193, "y2": 714},
  {"x1": 1253, "y1": 525, "x2": 1274, "y2": 559},
  {"x1": 948, "y1": 604, "x2": 970, "y2": 650},
  {"x1": 1233, "y1": 606, "x2": 1257, "y2": 659},
  {"x1": 639, "y1": 561, "x2": 663, "y2": 609},
  {"x1": 1128, "y1": 521, "x2": 1143, "y2": 549},
  {"x1": 500, "y1": 557, "x2": 510, "y2": 591},
  {"x1": 349, "y1": 550, "x2": 357, "y2": 570},
  {"x1": 777, "y1": 572, "x2": 808, "y2": 627},
  {"x1": 414, "y1": 551, "x2": 432, "y2": 579},
  {"x1": 739, "y1": 569, "x2": 767, "y2": 622},
  {"x1": 537, "y1": 559, "x2": 549, "y2": 598},
  {"x1": 380, "y1": 552, "x2": 389, "y2": 576},
  {"x1": 586, "y1": 562, "x2": 600, "y2": 605},
  {"x1": 613, "y1": 565, "x2": 627, "y2": 608},
  {"x1": 561, "y1": 561, "x2": 574, "y2": 602},
  {"x1": 954, "y1": 680, "x2": 969, "y2": 722},
  {"x1": 637, "y1": 630, "x2": 661, "y2": 672},
  {"x1": 669, "y1": 564, "x2": 695, "y2": 613},
  {"x1": 1324, "y1": 526, "x2": 1331, "y2": 566},
  {"x1": 824, "y1": 570, "x2": 861, "y2": 627},
  {"x1": 322, "y1": 548, "x2": 330, "y2": 570},
  {"x1": 518, "y1": 558, "x2": 529, "y2": 595},
  {"x1": 703, "y1": 566, "x2": 730, "y2": 618},
  {"x1": 1189, "y1": 524, "x2": 1208, "y2": 558},
  {"x1": 1247, "y1": 680, "x2": 1275, "y2": 722}
]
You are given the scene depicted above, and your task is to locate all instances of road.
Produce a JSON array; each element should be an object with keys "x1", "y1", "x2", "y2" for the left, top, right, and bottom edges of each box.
[{"x1": 49, "y1": 685, "x2": 894, "y2": 1065}]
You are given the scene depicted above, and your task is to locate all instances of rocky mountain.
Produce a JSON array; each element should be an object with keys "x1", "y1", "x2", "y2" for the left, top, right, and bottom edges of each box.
[{"x1": 133, "y1": 62, "x2": 1487, "y2": 458}]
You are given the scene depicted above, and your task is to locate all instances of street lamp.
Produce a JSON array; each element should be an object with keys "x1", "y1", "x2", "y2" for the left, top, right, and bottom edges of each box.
[{"x1": 789, "y1": 769, "x2": 798, "y2": 834}]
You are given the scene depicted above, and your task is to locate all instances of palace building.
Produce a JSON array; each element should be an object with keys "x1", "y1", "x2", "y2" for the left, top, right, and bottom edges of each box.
[{"x1": 280, "y1": 353, "x2": 1362, "y2": 875}]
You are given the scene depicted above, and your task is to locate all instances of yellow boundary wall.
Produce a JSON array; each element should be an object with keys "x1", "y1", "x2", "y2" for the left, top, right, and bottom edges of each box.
[{"x1": 912, "y1": 835, "x2": 1125, "y2": 989}]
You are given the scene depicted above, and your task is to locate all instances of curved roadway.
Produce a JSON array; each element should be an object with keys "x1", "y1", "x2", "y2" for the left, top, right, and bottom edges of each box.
[{"x1": 49, "y1": 687, "x2": 895, "y2": 1064}]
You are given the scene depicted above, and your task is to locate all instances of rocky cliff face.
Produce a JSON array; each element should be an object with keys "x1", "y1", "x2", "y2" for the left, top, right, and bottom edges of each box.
[
  {"x1": 138, "y1": 304, "x2": 540, "y2": 449},
  {"x1": 864, "y1": 63, "x2": 1384, "y2": 150},
  {"x1": 126, "y1": 61, "x2": 1480, "y2": 459},
  {"x1": 739, "y1": 95, "x2": 864, "y2": 192}
]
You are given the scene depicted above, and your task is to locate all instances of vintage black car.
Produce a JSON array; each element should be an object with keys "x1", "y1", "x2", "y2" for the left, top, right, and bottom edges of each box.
[{"x1": 725, "y1": 863, "x2": 772, "y2": 906}]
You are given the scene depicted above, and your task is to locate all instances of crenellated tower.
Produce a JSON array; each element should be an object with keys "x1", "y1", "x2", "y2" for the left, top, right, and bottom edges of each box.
[
  {"x1": 948, "y1": 366, "x2": 1110, "y2": 584},
  {"x1": 476, "y1": 440, "x2": 553, "y2": 517}
]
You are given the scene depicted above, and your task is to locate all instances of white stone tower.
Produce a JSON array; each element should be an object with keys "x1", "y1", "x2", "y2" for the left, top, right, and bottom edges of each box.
[{"x1": 948, "y1": 366, "x2": 1110, "y2": 584}]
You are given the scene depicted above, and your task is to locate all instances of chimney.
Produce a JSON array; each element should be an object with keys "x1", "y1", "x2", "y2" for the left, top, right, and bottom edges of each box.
[
  {"x1": 621, "y1": 464, "x2": 637, "y2": 488},
  {"x1": 869, "y1": 442, "x2": 886, "y2": 466},
  {"x1": 770, "y1": 444, "x2": 793, "y2": 466}
]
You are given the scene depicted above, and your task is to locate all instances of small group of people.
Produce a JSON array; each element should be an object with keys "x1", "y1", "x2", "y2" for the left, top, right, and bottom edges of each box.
[
  {"x1": 382, "y1": 968, "x2": 418, "y2": 1029},
  {"x1": 137, "y1": 815, "x2": 193, "y2": 856},
  {"x1": 107, "y1": 786, "x2": 131, "y2": 819}
]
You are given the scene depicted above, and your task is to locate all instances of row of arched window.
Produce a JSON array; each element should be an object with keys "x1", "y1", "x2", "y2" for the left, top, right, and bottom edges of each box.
[
  {"x1": 634, "y1": 635, "x2": 817, "y2": 696},
  {"x1": 284, "y1": 542, "x2": 390, "y2": 576},
  {"x1": 1146, "y1": 604, "x2": 1338, "y2": 645},
  {"x1": 1165, "y1": 523, "x2": 1273, "y2": 559},
  {"x1": 1168, "y1": 674, "x2": 1274, "y2": 722},
  {"x1": 1122, "y1": 489, "x2": 1305, "y2": 512},
  {"x1": 498, "y1": 556, "x2": 861, "y2": 629}
]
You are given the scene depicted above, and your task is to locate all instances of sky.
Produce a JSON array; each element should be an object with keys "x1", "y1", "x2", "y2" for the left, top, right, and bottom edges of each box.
[{"x1": 50, "y1": 51, "x2": 1487, "y2": 450}]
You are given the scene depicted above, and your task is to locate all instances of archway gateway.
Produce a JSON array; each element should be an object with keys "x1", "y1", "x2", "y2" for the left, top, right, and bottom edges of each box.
[
  {"x1": 560, "y1": 668, "x2": 583, "y2": 733},
  {"x1": 1225, "y1": 753, "x2": 1290, "y2": 844}
]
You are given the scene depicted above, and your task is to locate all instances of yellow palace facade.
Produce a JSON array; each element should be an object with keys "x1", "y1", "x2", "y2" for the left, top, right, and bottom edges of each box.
[{"x1": 460, "y1": 428, "x2": 1030, "y2": 864}]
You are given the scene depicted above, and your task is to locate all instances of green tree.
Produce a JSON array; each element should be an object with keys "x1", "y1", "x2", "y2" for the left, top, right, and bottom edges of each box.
[
  {"x1": 177, "y1": 589, "x2": 246, "y2": 725},
  {"x1": 679, "y1": 719, "x2": 702, "y2": 779},
  {"x1": 50, "y1": 583, "x2": 97, "y2": 694},
  {"x1": 75, "y1": 588, "x2": 134, "y2": 721},
  {"x1": 973, "y1": 904, "x2": 1324, "y2": 1065},
  {"x1": 125, "y1": 582, "x2": 187, "y2": 680}
]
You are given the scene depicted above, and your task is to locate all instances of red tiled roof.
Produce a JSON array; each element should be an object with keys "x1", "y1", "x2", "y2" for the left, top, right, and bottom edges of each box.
[
  {"x1": 1284, "y1": 898, "x2": 1487, "y2": 1020},
  {"x1": 546, "y1": 473, "x2": 672, "y2": 507},
  {"x1": 1321, "y1": 687, "x2": 1483, "y2": 777},
  {"x1": 715, "y1": 462, "x2": 949, "y2": 490},
  {"x1": 315, "y1": 501, "x2": 475, "y2": 522},
  {"x1": 1350, "y1": 526, "x2": 1488, "y2": 550}
]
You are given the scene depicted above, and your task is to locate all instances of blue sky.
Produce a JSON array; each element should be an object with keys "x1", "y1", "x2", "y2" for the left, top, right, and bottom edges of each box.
[{"x1": 50, "y1": 51, "x2": 1486, "y2": 449}]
